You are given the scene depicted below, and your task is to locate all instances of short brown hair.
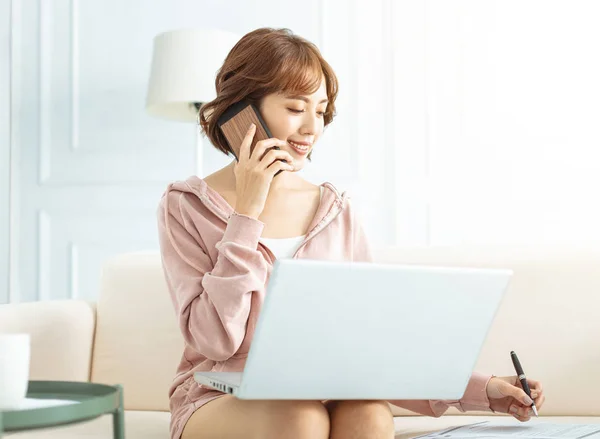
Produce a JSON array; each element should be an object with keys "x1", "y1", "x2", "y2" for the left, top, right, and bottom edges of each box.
[{"x1": 198, "y1": 27, "x2": 339, "y2": 162}]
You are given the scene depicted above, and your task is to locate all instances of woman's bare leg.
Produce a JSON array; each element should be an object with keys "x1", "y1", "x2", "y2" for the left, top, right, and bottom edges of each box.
[
  {"x1": 324, "y1": 400, "x2": 395, "y2": 439},
  {"x1": 181, "y1": 395, "x2": 330, "y2": 439}
]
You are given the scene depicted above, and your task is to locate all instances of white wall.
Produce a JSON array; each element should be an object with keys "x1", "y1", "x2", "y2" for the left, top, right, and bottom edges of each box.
[{"x1": 400, "y1": 0, "x2": 600, "y2": 247}]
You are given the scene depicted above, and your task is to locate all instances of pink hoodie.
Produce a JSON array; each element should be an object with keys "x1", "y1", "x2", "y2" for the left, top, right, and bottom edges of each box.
[{"x1": 157, "y1": 175, "x2": 492, "y2": 439}]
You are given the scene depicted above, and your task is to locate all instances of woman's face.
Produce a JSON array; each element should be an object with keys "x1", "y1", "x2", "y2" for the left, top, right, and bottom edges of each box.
[{"x1": 258, "y1": 77, "x2": 328, "y2": 170}]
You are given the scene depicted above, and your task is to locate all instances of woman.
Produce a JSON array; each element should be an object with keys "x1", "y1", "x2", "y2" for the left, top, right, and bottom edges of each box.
[{"x1": 157, "y1": 27, "x2": 545, "y2": 439}]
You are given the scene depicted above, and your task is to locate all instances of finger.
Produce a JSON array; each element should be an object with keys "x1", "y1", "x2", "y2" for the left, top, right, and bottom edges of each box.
[
  {"x1": 513, "y1": 412, "x2": 531, "y2": 422},
  {"x1": 251, "y1": 138, "x2": 287, "y2": 162},
  {"x1": 528, "y1": 379, "x2": 543, "y2": 394},
  {"x1": 259, "y1": 150, "x2": 294, "y2": 170},
  {"x1": 510, "y1": 405, "x2": 532, "y2": 421},
  {"x1": 535, "y1": 394, "x2": 546, "y2": 411},
  {"x1": 509, "y1": 405, "x2": 531, "y2": 418},
  {"x1": 508, "y1": 385, "x2": 534, "y2": 406},
  {"x1": 266, "y1": 159, "x2": 294, "y2": 177},
  {"x1": 238, "y1": 124, "x2": 256, "y2": 161}
]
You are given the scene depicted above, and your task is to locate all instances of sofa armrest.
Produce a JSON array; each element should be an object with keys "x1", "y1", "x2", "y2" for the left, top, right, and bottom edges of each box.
[{"x1": 0, "y1": 300, "x2": 96, "y2": 382}]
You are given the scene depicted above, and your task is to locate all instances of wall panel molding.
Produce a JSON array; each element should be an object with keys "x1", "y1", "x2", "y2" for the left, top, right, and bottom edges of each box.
[{"x1": 0, "y1": 0, "x2": 11, "y2": 303}]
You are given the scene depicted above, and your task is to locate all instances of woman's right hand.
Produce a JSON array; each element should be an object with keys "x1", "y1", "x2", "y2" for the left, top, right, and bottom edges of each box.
[{"x1": 233, "y1": 123, "x2": 295, "y2": 219}]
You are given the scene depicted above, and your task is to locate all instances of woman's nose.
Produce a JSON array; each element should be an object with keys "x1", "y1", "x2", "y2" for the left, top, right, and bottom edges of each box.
[{"x1": 301, "y1": 115, "x2": 318, "y2": 136}]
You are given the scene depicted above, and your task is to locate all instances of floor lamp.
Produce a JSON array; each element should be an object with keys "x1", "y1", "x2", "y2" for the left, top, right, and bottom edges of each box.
[{"x1": 145, "y1": 28, "x2": 240, "y2": 176}]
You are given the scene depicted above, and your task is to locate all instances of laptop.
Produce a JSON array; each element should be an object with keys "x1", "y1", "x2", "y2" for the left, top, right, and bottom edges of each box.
[{"x1": 194, "y1": 258, "x2": 512, "y2": 400}]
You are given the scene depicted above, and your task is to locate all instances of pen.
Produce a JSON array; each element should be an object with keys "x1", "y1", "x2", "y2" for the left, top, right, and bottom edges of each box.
[{"x1": 510, "y1": 351, "x2": 538, "y2": 417}]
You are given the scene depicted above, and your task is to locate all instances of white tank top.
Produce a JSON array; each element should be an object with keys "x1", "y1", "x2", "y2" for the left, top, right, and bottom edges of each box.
[{"x1": 259, "y1": 186, "x2": 323, "y2": 259}]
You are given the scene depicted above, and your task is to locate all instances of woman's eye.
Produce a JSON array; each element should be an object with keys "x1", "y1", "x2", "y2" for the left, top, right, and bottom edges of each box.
[{"x1": 287, "y1": 108, "x2": 325, "y2": 116}]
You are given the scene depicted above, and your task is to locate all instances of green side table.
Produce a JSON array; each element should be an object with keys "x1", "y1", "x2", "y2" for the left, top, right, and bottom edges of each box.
[{"x1": 0, "y1": 381, "x2": 124, "y2": 438}]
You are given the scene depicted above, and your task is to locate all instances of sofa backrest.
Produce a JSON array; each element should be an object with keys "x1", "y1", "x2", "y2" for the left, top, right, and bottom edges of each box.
[
  {"x1": 92, "y1": 247, "x2": 600, "y2": 415},
  {"x1": 91, "y1": 252, "x2": 183, "y2": 411},
  {"x1": 0, "y1": 299, "x2": 95, "y2": 382}
]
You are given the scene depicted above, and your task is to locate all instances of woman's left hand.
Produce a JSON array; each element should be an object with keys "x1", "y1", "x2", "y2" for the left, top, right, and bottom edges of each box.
[{"x1": 486, "y1": 375, "x2": 546, "y2": 422}]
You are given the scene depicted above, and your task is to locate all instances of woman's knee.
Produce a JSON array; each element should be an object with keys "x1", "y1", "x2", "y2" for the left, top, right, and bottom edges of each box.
[
  {"x1": 259, "y1": 400, "x2": 330, "y2": 439},
  {"x1": 326, "y1": 400, "x2": 394, "y2": 438}
]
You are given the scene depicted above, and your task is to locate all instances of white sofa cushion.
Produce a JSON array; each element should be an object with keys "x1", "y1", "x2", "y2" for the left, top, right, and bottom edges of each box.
[{"x1": 4, "y1": 410, "x2": 170, "y2": 438}]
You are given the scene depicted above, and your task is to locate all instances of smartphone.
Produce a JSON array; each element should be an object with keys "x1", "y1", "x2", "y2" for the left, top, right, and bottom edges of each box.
[{"x1": 217, "y1": 100, "x2": 285, "y2": 175}]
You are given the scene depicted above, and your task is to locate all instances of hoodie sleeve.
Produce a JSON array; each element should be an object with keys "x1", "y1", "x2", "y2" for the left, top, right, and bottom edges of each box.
[
  {"x1": 348, "y1": 200, "x2": 493, "y2": 415},
  {"x1": 388, "y1": 372, "x2": 493, "y2": 416},
  {"x1": 157, "y1": 188, "x2": 269, "y2": 362}
]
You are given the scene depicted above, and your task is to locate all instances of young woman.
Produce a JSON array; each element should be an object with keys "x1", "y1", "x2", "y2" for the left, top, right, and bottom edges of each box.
[{"x1": 157, "y1": 27, "x2": 545, "y2": 439}]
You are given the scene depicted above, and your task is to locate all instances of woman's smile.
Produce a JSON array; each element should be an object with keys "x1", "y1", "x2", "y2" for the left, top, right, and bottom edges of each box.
[{"x1": 287, "y1": 140, "x2": 311, "y2": 156}]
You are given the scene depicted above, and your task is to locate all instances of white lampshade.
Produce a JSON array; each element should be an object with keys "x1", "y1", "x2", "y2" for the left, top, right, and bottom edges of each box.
[{"x1": 146, "y1": 28, "x2": 241, "y2": 122}]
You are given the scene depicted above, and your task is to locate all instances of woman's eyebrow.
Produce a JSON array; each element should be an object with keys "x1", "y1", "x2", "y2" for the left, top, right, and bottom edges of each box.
[{"x1": 286, "y1": 95, "x2": 329, "y2": 104}]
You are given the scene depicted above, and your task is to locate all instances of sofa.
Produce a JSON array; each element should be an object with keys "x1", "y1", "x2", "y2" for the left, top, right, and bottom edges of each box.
[{"x1": 1, "y1": 246, "x2": 600, "y2": 438}]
